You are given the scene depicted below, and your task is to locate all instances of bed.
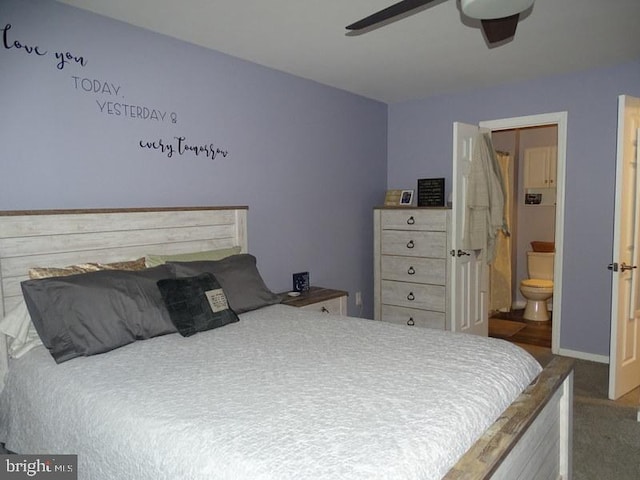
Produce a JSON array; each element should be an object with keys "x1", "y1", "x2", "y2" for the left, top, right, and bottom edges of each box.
[{"x1": 0, "y1": 206, "x2": 574, "y2": 480}]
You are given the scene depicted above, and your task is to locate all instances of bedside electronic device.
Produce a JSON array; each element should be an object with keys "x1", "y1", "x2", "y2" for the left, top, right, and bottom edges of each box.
[{"x1": 292, "y1": 271, "x2": 310, "y2": 292}]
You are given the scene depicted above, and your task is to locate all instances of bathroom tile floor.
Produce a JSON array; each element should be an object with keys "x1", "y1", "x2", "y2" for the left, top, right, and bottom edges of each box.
[{"x1": 489, "y1": 308, "x2": 552, "y2": 348}]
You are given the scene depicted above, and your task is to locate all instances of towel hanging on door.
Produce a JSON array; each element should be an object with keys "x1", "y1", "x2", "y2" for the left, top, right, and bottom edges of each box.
[{"x1": 463, "y1": 133, "x2": 508, "y2": 263}]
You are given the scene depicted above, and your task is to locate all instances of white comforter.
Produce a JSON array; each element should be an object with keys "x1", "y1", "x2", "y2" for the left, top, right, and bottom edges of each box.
[{"x1": 0, "y1": 305, "x2": 541, "y2": 480}]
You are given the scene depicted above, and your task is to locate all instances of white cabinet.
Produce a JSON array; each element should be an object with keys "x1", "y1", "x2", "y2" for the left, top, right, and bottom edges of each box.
[
  {"x1": 523, "y1": 146, "x2": 557, "y2": 206},
  {"x1": 524, "y1": 146, "x2": 557, "y2": 189},
  {"x1": 374, "y1": 207, "x2": 450, "y2": 330}
]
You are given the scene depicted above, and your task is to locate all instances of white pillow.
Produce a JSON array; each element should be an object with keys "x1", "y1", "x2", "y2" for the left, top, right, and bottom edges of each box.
[{"x1": 0, "y1": 300, "x2": 43, "y2": 358}]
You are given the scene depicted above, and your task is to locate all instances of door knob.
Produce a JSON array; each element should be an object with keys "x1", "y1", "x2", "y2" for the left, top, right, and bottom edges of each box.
[
  {"x1": 457, "y1": 249, "x2": 470, "y2": 257},
  {"x1": 620, "y1": 263, "x2": 637, "y2": 272}
]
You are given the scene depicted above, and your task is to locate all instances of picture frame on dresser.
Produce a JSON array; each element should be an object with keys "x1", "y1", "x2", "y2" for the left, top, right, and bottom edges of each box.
[
  {"x1": 399, "y1": 189, "x2": 414, "y2": 205},
  {"x1": 383, "y1": 189, "x2": 402, "y2": 206}
]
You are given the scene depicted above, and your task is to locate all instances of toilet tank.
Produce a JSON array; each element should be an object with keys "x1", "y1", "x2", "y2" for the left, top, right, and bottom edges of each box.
[{"x1": 527, "y1": 252, "x2": 554, "y2": 280}]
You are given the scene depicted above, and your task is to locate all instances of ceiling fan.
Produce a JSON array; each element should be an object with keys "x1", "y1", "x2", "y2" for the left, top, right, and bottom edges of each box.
[{"x1": 346, "y1": 0, "x2": 535, "y2": 44}]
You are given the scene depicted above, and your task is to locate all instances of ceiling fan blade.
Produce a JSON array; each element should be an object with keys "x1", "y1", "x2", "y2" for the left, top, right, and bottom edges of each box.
[
  {"x1": 346, "y1": 0, "x2": 438, "y2": 30},
  {"x1": 481, "y1": 14, "x2": 520, "y2": 43}
]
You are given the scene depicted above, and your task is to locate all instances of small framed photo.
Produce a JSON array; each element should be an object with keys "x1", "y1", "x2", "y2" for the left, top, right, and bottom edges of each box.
[{"x1": 399, "y1": 190, "x2": 414, "y2": 206}]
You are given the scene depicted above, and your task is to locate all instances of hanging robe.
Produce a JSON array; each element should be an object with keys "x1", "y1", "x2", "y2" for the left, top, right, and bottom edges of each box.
[{"x1": 462, "y1": 133, "x2": 507, "y2": 263}]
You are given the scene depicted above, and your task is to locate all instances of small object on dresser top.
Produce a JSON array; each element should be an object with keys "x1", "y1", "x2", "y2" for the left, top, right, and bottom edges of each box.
[
  {"x1": 287, "y1": 291, "x2": 301, "y2": 297},
  {"x1": 292, "y1": 271, "x2": 310, "y2": 292}
]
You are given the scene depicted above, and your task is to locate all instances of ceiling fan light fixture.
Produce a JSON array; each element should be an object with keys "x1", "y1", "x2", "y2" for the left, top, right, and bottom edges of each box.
[
  {"x1": 460, "y1": 0, "x2": 534, "y2": 19},
  {"x1": 481, "y1": 14, "x2": 519, "y2": 43}
]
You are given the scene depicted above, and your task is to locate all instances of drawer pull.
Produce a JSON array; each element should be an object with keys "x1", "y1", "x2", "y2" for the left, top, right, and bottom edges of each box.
[
  {"x1": 407, "y1": 266, "x2": 415, "y2": 275},
  {"x1": 407, "y1": 318, "x2": 415, "y2": 326},
  {"x1": 406, "y1": 240, "x2": 415, "y2": 249},
  {"x1": 407, "y1": 292, "x2": 415, "y2": 301},
  {"x1": 407, "y1": 216, "x2": 415, "y2": 225},
  {"x1": 321, "y1": 306, "x2": 329, "y2": 313}
]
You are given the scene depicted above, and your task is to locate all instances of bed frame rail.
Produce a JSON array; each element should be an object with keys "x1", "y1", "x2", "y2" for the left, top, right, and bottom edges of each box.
[{"x1": 444, "y1": 356, "x2": 574, "y2": 480}]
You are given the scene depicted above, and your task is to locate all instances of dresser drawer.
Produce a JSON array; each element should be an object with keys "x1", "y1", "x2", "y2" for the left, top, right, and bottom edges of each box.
[
  {"x1": 380, "y1": 210, "x2": 447, "y2": 231},
  {"x1": 381, "y1": 230, "x2": 446, "y2": 258},
  {"x1": 380, "y1": 256, "x2": 446, "y2": 285},
  {"x1": 381, "y1": 304, "x2": 445, "y2": 330},
  {"x1": 381, "y1": 280, "x2": 445, "y2": 311},
  {"x1": 300, "y1": 296, "x2": 345, "y2": 315}
]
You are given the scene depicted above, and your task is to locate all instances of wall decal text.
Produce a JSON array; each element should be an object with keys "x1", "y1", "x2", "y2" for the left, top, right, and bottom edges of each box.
[
  {"x1": 139, "y1": 137, "x2": 229, "y2": 161},
  {"x1": 71, "y1": 76, "x2": 178, "y2": 123},
  {"x1": 97, "y1": 101, "x2": 170, "y2": 122},
  {"x1": 2, "y1": 23, "x2": 86, "y2": 70},
  {"x1": 73, "y1": 76, "x2": 120, "y2": 96}
]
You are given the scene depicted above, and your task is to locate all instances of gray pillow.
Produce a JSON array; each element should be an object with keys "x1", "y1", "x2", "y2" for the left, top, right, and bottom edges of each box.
[
  {"x1": 168, "y1": 254, "x2": 280, "y2": 314},
  {"x1": 157, "y1": 273, "x2": 239, "y2": 337},
  {"x1": 21, "y1": 265, "x2": 176, "y2": 363}
]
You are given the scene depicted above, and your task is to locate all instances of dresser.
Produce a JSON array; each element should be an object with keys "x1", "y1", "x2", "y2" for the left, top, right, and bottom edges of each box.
[{"x1": 374, "y1": 207, "x2": 451, "y2": 330}]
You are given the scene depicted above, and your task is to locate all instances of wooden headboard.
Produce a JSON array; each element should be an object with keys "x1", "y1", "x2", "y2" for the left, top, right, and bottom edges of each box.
[{"x1": 0, "y1": 206, "x2": 248, "y2": 381}]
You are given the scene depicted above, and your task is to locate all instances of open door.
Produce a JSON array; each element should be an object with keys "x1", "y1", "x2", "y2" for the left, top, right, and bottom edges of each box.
[
  {"x1": 609, "y1": 95, "x2": 640, "y2": 400},
  {"x1": 450, "y1": 122, "x2": 489, "y2": 336}
]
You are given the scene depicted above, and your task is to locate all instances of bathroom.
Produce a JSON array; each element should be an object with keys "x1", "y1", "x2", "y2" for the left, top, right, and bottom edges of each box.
[{"x1": 488, "y1": 124, "x2": 558, "y2": 348}]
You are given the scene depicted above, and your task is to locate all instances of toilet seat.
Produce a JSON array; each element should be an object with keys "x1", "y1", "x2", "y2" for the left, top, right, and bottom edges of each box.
[{"x1": 521, "y1": 279, "x2": 553, "y2": 289}]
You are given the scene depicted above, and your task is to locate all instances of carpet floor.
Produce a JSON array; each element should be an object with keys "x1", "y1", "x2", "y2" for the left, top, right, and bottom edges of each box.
[{"x1": 571, "y1": 359, "x2": 640, "y2": 480}]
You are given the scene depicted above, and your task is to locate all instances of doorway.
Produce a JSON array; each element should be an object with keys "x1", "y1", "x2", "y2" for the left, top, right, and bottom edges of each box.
[
  {"x1": 480, "y1": 112, "x2": 567, "y2": 355},
  {"x1": 487, "y1": 125, "x2": 557, "y2": 348}
]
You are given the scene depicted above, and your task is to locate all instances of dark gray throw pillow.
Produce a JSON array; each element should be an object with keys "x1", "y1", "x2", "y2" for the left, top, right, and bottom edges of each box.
[
  {"x1": 157, "y1": 273, "x2": 239, "y2": 337},
  {"x1": 168, "y1": 254, "x2": 281, "y2": 314},
  {"x1": 21, "y1": 265, "x2": 177, "y2": 363}
]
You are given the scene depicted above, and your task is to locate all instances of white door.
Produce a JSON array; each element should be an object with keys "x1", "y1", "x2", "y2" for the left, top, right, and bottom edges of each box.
[
  {"x1": 609, "y1": 95, "x2": 640, "y2": 400},
  {"x1": 451, "y1": 122, "x2": 489, "y2": 336}
]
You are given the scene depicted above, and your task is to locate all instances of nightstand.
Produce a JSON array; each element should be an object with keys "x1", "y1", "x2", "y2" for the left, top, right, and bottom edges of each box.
[{"x1": 279, "y1": 286, "x2": 348, "y2": 316}]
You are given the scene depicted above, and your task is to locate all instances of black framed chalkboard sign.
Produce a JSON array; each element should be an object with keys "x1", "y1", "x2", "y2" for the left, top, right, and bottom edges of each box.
[{"x1": 417, "y1": 178, "x2": 445, "y2": 207}]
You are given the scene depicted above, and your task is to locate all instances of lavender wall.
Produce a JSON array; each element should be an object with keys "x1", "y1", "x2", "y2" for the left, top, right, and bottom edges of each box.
[
  {"x1": 0, "y1": 0, "x2": 388, "y2": 317},
  {"x1": 388, "y1": 59, "x2": 640, "y2": 357}
]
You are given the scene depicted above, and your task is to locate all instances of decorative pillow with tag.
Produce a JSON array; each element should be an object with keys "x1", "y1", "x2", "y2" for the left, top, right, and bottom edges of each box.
[{"x1": 157, "y1": 273, "x2": 239, "y2": 337}]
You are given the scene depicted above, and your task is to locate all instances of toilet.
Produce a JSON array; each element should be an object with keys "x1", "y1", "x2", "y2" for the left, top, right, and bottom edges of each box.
[{"x1": 520, "y1": 251, "x2": 554, "y2": 321}]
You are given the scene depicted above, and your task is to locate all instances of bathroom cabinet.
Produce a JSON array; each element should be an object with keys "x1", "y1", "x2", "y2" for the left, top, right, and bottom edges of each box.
[
  {"x1": 523, "y1": 146, "x2": 557, "y2": 206},
  {"x1": 523, "y1": 146, "x2": 557, "y2": 189}
]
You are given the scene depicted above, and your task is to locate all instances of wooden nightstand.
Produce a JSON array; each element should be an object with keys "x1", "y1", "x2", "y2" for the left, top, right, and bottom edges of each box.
[{"x1": 279, "y1": 286, "x2": 348, "y2": 316}]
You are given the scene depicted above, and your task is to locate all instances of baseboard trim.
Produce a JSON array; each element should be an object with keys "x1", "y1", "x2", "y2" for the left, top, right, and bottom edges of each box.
[{"x1": 558, "y1": 348, "x2": 609, "y2": 364}]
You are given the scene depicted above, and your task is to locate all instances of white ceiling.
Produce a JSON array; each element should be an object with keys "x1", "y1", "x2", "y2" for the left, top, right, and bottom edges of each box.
[{"x1": 58, "y1": 0, "x2": 640, "y2": 104}]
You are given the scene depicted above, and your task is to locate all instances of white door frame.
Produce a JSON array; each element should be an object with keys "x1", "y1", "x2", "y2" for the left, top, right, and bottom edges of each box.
[{"x1": 480, "y1": 111, "x2": 568, "y2": 355}]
